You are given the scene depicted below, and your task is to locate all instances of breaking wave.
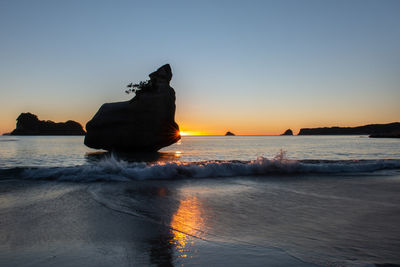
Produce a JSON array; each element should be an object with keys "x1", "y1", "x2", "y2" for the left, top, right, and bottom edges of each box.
[{"x1": 3, "y1": 154, "x2": 400, "y2": 182}]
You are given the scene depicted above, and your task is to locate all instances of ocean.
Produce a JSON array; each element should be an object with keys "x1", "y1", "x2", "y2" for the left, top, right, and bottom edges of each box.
[{"x1": 1, "y1": 135, "x2": 400, "y2": 266}]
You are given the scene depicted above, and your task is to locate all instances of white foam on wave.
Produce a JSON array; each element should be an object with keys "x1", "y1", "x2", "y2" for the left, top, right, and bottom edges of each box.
[{"x1": 19, "y1": 153, "x2": 400, "y2": 182}]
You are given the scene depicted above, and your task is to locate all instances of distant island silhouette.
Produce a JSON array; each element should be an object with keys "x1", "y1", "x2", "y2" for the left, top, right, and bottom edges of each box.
[
  {"x1": 298, "y1": 122, "x2": 400, "y2": 137},
  {"x1": 225, "y1": 131, "x2": 235, "y2": 136},
  {"x1": 10, "y1": 113, "x2": 85, "y2": 135},
  {"x1": 84, "y1": 64, "x2": 180, "y2": 152},
  {"x1": 281, "y1": 129, "x2": 293, "y2": 136}
]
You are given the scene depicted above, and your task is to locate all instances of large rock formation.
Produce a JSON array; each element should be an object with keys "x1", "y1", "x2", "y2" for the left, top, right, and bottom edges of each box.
[
  {"x1": 10, "y1": 112, "x2": 85, "y2": 135},
  {"x1": 84, "y1": 64, "x2": 180, "y2": 151},
  {"x1": 225, "y1": 131, "x2": 235, "y2": 136}
]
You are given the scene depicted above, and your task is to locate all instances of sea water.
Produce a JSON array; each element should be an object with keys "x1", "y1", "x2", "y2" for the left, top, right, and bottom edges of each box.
[
  {"x1": 1, "y1": 135, "x2": 400, "y2": 266},
  {"x1": 1, "y1": 135, "x2": 400, "y2": 181},
  {"x1": 1, "y1": 135, "x2": 400, "y2": 168}
]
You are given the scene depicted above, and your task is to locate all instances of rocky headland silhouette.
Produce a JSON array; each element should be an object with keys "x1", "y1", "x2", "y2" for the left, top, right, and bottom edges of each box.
[
  {"x1": 298, "y1": 122, "x2": 400, "y2": 137},
  {"x1": 10, "y1": 113, "x2": 85, "y2": 135},
  {"x1": 84, "y1": 64, "x2": 180, "y2": 152},
  {"x1": 225, "y1": 131, "x2": 235, "y2": 136},
  {"x1": 369, "y1": 131, "x2": 400, "y2": 138}
]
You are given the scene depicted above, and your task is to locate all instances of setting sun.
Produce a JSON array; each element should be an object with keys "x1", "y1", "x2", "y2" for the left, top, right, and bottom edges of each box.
[{"x1": 179, "y1": 131, "x2": 205, "y2": 136}]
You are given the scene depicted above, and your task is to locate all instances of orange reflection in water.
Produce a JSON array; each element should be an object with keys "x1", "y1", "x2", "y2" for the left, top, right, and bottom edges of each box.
[
  {"x1": 175, "y1": 151, "x2": 182, "y2": 158},
  {"x1": 170, "y1": 195, "x2": 205, "y2": 258}
]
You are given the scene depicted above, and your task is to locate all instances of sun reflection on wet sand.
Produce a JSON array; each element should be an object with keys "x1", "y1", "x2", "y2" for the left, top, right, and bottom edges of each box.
[{"x1": 170, "y1": 195, "x2": 205, "y2": 259}]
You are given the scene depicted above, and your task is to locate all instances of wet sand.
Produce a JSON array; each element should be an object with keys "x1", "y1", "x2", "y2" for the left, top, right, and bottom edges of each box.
[
  {"x1": 0, "y1": 179, "x2": 313, "y2": 267},
  {"x1": 1, "y1": 173, "x2": 400, "y2": 266}
]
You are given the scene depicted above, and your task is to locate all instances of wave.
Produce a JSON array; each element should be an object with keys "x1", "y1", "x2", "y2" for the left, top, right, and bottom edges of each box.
[{"x1": 2, "y1": 154, "x2": 399, "y2": 182}]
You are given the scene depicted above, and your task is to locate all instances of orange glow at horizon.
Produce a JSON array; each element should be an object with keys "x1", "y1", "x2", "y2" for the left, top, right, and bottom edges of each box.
[
  {"x1": 1, "y1": 111, "x2": 399, "y2": 136},
  {"x1": 179, "y1": 131, "x2": 207, "y2": 136}
]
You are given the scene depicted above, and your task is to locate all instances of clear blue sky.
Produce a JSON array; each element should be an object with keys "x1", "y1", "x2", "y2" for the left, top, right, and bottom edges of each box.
[{"x1": 1, "y1": 0, "x2": 399, "y2": 134}]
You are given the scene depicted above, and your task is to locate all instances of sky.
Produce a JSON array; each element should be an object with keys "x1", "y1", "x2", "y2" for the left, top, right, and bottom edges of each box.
[{"x1": 0, "y1": 0, "x2": 399, "y2": 135}]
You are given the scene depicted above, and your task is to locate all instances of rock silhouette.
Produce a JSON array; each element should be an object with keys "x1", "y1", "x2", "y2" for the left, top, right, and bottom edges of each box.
[
  {"x1": 10, "y1": 112, "x2": 85, "y2": 135},
  {"x1": 281, "y1": 129, "x2": 293, "y2": 135},
  {"x1": 84, "y1": 64, "x2": 180, "y2": 152},
  {"x1": 298, "y1": 122, "x2": 400, "y2": 135},
  {"x1": 369, "y1": 132, "x2": 400, "y2": 138},
  {"x1": 225, "y1": 131, "x2": 235, "y2": 136}
]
